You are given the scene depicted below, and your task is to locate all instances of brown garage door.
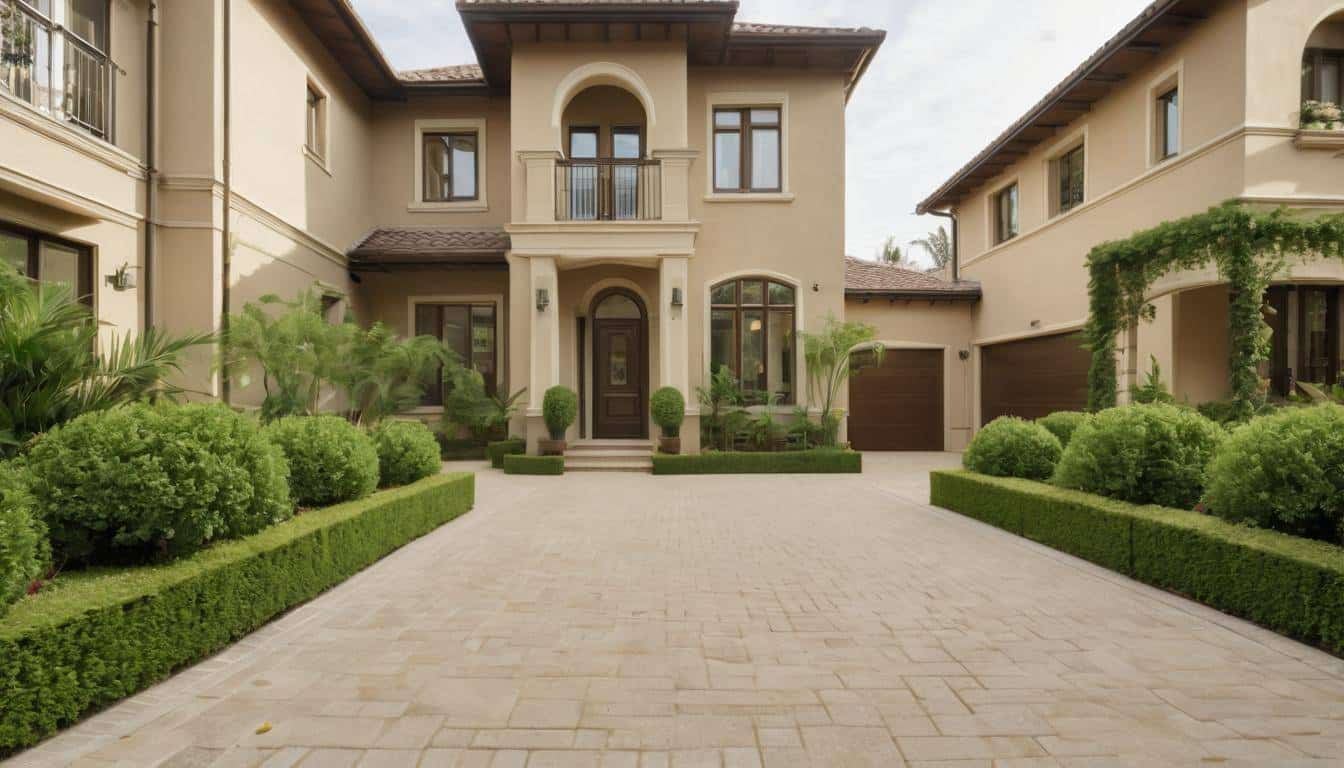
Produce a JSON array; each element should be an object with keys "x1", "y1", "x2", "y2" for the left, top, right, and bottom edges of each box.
[
  {"x1": 981, "y1": 332, "x2": 1090, "y2": 426},
  {"x1": 848, "y1": 348, "x2": 944, "y2": 451}
]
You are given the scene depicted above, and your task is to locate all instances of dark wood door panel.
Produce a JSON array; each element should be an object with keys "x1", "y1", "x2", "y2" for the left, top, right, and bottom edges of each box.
[
  {"x1": 981, "y1": 333, "x2": 1090, "y2": 426},
  {"x1": 594, "y1": 320, "x2": 645, "y2": 438},
  {"x1": 848, "y1": 348, "x2": 944, "y2": 451}
]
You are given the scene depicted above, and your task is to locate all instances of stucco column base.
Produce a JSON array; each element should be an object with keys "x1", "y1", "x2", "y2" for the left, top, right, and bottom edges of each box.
[
  {"x1": 680, "y1": 413, "x2": 702, "y2": 455},
  {"x1": 525, "y1": 412, "x2": 547, "y2": 455}
]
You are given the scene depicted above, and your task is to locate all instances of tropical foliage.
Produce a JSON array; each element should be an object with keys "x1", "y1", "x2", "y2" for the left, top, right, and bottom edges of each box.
[
  {"x1": 696, "y1": 365, "x2": 743, "y2": 450},
  {"x1": 910, "y1": 225, "x2": 953, "y2": 268},
  {"x1": 802, "y1": 314, "x2": 882, "y2": 447},
  {"x1": 877, "y1": 236, "x2": 908, "y2": 266},
  {"x1": 441, "y1": 356, "x2": 526, "y2": 441}
]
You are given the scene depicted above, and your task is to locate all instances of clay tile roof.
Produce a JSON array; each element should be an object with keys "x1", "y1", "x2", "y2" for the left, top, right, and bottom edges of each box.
[
  {"x1": 399, "y1": 64, "x2": 484, "y2": 83},
  {"x1": 730, "y1": 21, "x2": 883, "y2": 38},
  {"x1": 843, "y1": 257, "x2": 981, "y2": 299},
  {"x1": 348, "y1": 227, "x2": 510, "y2": 262}
]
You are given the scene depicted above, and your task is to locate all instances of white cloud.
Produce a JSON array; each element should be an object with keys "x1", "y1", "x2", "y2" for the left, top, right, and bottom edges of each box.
[{"x1": 350, "y1": 0, "x2": 1152, "y2": 266}]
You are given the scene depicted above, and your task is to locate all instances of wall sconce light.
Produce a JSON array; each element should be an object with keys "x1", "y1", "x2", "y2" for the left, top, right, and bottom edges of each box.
[
  {"x1": 811, "y1": 282, "x2": 821, "y2": 293},
  {"x1": 958, "y1": 349, "x2": 970, "y2": 361},
  {"x1": 671, "y1": 287, "x2": 684, "y2": 307},
  {"x1": 536, "y1": 288, "x2": 550, "y2": 312}
]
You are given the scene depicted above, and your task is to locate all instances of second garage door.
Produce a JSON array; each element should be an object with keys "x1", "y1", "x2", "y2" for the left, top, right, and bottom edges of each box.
[
  {"x1": 848, "y1": 348, "x2": 944, "y2": 451},
  {"x1": 981, "y1": 332, "x2": 1090, "y2": 426}
]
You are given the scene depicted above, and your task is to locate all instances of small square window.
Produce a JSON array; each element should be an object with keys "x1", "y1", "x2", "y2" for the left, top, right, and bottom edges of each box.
[{"x1": 423, "y1": 132, "x2": 479, "y2": 202}]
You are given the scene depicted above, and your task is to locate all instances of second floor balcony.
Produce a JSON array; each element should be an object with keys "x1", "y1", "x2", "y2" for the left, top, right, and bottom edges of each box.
[
  {"x1": 555, "y1": 157, "x2": 662, "y2": 221},
  {"x1": 0, "y1": 0, "x2": 116, "y2": 141}
]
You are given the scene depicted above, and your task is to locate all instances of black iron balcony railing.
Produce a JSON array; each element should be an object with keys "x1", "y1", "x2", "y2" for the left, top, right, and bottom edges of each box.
[
  {"x1": 555, "y1": 158, "x2": 661, "y2": 221},
  {"x1": 63, "y1": 31, "x2": 112, "y2": 139},
  {"x1": 0, "y1": 0, "x2": 114, "y2": 140}
]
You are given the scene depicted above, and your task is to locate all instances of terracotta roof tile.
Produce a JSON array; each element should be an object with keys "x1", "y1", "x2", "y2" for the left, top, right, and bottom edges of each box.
[
  {"x1": 399, "y1": 64, "x2": 484, "y2": 83},
  {"x1": 844, "y1": 257, "x2": 981, "y2": 298},
  {"x1": 730, "y1": 21, "x2": 883, "y2": 38},
  {"x1": 349, "y1": 227, "x2": 510, "y2": 259}
]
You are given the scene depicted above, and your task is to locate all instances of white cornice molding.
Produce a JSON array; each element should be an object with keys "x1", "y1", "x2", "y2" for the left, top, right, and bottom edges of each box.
[
  {"x1": 0, "y1": 164, "x2": 141, "y2": 227},
  {"x1": 0, "y1": 91, "x2": 147, "y2": 179}
]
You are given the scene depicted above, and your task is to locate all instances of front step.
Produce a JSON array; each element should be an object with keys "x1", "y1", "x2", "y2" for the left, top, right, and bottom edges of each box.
[{"x1": 565, "y1": 439, "x2": 654, "y2": 473}]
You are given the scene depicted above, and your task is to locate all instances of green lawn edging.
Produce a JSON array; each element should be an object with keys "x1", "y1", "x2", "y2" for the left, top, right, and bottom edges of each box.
[
  {"x1": 652, "y1": 449, "x2": 861, "y2": 475},
  {"x1": 487, "y1": 438, "x2": 526, "y2": 468},
  {"x1": 930, "y1": 470, "x2": 1344, "y2": 655},
  {"x1": 0, "y1": 473, "x2": 475, "y2": 753},
  {"x1": 503, "y1": 454, "x2": 564, "y2": 475}
]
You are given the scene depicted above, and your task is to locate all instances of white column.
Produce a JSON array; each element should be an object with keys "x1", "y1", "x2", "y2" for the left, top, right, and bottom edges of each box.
[
  {"x1": 659, "y1": 255, "x2": 698, "y2": 452},
  {"x1": 518, "y1": 150, "x2": 560, "y2": 223},
  {"x1": 527, "y1": 255, "x2": 561, "y2": 453}
]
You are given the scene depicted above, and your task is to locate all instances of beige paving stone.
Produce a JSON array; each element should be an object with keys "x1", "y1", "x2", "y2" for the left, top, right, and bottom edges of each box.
[{"x1": 12, "y1": 456, "x2": 1344, "y2": 768}]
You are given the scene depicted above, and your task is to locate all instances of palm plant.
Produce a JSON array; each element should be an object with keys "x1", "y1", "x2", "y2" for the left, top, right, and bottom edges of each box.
[
  {"x1": 221, "y1": 289, "x2": 336, "y2": 419},
  {"x1": 696, "y1": 365, "x2": 743, "y2": 450},
  {"x1": 335, "y1": 322, "x2": 446, "y2": 425},
  {"x1": 802, "y1": 314, "x2": 882, "y2": 447},
  {"x1": 0, "y1": 267, "x2": 211, "y2": 455},
  {"x1": 878, "y1": 236, "x2": 909, "y2": 266},
  {"x1": 910, "y1": 225, "x2": 953, "y2": 268}
]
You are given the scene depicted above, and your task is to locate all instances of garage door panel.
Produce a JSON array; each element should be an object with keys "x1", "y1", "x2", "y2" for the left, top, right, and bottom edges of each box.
[
  {"x1": 848, "y1": 349, "x2": 943, "y2": 451},
  {"x1": 981, "y1": 333, "x2": 1090, "y2": 425}
]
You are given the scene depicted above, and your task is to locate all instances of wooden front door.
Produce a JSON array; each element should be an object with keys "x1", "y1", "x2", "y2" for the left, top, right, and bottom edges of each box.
[{"x1": 593, "y1": 317, "x2": 646, "y2": 439}]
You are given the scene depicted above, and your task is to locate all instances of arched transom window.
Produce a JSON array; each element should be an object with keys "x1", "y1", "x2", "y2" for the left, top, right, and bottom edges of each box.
[{"x1": 709, "y1": 277, "x2": 795, "y2": 405}]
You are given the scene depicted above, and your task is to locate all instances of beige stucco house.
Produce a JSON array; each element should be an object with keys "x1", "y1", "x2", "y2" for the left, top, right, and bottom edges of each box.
[{"x1": 912, "y1": 0, "x2": 1344, "y2": 435}]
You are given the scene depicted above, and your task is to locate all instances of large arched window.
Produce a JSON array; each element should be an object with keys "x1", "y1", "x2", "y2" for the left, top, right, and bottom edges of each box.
[{"x1": 709, "y1": 277, "x2": 796, "y2": 405}]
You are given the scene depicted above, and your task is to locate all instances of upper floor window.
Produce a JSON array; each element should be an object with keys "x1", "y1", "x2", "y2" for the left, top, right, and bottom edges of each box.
[
  {"x1": 713, "y1": 107, "x2": 781, "y2": 193},
  {"x1": 0, "y1": 0, "x2": 113, "y2": 140},
  {"x1": 422, "y1": 132, "x2": 478, "y2": 202},
  {"x1": 993, "y1": 183, "x2": 1019, "y2": 245},
  {"x1": 305, "y1": 83, "x2": 326, "y2": 160},
  {"x1": 709, "y1": 277, "x2": 795, "y2": 405},
  {"x1": 1050, "y1": 144, "x2": 1085, "y2": 216},
  {"x1": 1302, "y1": 48, "x2": 1344, "y2": 107},
  {"x1": 1156, "y1": 87, "x2": 1179, "y2": 160},
  {"x1": 1, "y1": 221, "x2": 93, "y2": 305}
]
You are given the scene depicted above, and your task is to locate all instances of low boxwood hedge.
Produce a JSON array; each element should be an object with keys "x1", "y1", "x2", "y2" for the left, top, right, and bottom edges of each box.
[
  {"x1": 0, "y1": 473, "x2": 474, "y2": 753},
  {"x1": 503, "y1": 454, "x2": 564, "y2": 475},
  {"x1": 437, "y1": 436, "x2": 487, "y2": 461},
  {"x1": 487, "y1": 438, "x2": 526, "y2": 469},
  {"x1": 930, "y1": 470, "x2": 1344, "y2": 655},
  {"x1": 652, "y1": 449, "x2": 861, "y2": 475}
]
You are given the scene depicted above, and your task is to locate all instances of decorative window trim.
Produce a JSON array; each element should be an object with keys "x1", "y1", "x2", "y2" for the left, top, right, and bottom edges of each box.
[
  {"x1": 1146, "y1": 61, "x2": 1184, "y2": 167},
  {"x1": 410, "y1": 118, "x2": 488, "y2": 212},
  {"x1": 701, "y1": 270, "x2": 803, "y2": 408},
  {"x1": 1042, "y1": 125, "x2": 1088, "y2": 220},
  {"x1": 304, "y1": 77, "x2": 330, "y2": 172},
  {"x1": 0, "y1": 219, "x2": 96, "y2": 306},
  {"x1": 986, "y1": 177, "x2": 1020, "y2": 247},
  {"x1": 704, "y1": 91, "x2": 790, "y2": 201}
]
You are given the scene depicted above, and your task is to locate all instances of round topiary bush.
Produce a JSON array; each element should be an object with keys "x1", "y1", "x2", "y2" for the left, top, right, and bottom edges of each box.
[
  {"x1": 542, "y1": 386, "x2": 578, "y2": 440},
  {"x1": 1036, "y1": 411, "x2": 1089, "y2": 448},
  {"x1": 1053, "y1": 403, "x2": 1224, "y2": 509},
  {"x1": 1204, "y1": 404, "x2": 1344, "y2": 543},
  {"x1": 266, "y1": 415, "x2": 379, "y2": 507},
  {"x1": 650, "y1": 387, "x2": 685, "y2": 437},
  {"x1": 963, "y1": 416, "x2": 1062, "y2": 480},
  {"x1": 372, "y1": 420, "x2": 441, "y2": 487},
  {"x1": 23, "y1": 403, "x2": 292, "y2": 563},
  {"x1": 0, "y1": 462, "x2": 48, "y2": 614}
]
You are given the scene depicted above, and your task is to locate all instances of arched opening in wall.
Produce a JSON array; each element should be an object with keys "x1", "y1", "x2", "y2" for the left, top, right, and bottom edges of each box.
[
  {"x1": 1302, "y1": 12, "x2": 1344, "y2": 124},
  {"x1": 590, "y1": 287, "x2": 649, "y2": 439},
  {"x1": 558, "y1": 86, "x2": 659, "y2": 220}
]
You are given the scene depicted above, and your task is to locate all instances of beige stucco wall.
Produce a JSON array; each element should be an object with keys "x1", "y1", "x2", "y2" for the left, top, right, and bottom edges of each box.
[{"x1": 844, "y1": 299, "x2": 976, "y2": 450}]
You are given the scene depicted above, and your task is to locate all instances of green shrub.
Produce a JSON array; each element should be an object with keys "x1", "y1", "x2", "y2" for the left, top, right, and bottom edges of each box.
[
  {"x1": 1036, "y1": 411, "x2": 1089, "y2": 448},
  {"x1": 435, "y1": 433, "x2": 487, "y2": 461},
  {"x1": 931, "y1": 470, "x2": 1344, "y2": 656},
  {"x1": 1052, "y1": 403, "x2": 1223, "y2": 509},
  {"x1": 650, "y1": 387, "x2": 685, "y2": 438},
  {"x1": 372, "y1": 421, "x2": 441, "y2": 487},
  {"x1": 0, "y1": 474, "x2": 474, "y2": 753},
  {"x1": 487, "y1": 438, "x2": 526, "y2": 469},
  {"x1": 962, "y1": 417, "x2": 1061, "y2": 480},
  {"x1": 23, "y1": 404, "x2": 291, "y2": 563},
  {"x1": 0, "y1": 464, "x2": 47, "y2": 616},
  {"x1": 266, "y1": 415, "x2": 379, "y2": 506},
  {"x1": 1198, "y1": 398, "x2": 1277, "y2": 426},
  {"x1": 1204, "y1": 404, "x2": 1344, "y2": 543},
  {"x1": 542, "y1": 386, "x2": 578, "y2": 440},
  {"x1": 503, "y1": 454, "x2": 564, "y2": 475},
  {"x1": 652, "y1": 449, "x2": 860, "y2": 475}
]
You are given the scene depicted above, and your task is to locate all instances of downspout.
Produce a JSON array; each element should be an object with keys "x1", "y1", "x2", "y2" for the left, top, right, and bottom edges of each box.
[
  {"x1": 220, "y1": 0, "x2": 232, "y2": 403},
  {"x1": 143, "y1": 1, "x2": 158, "y2": 328},
  {"x1": 925, "y1": 208, "x2": 959, "y2": 281}
]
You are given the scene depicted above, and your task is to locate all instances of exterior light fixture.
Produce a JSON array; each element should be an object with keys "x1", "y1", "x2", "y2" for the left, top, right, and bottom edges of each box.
[
  {"x1": 671, "y1": 287, "x2": 684, "y2": 307},
  {"x1": 958, "y1": 349, "x2": 970, "y2": 361},
  {"x1": 1030, "y1": 319, "x2": 1041, "y2": 329},
  {"x1": 536, "y1": 288, "x2": 550, "y2": 312}
]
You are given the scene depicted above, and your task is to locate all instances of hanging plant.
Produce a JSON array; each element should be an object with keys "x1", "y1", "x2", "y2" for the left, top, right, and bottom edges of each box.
[{"x1": 1, "y1": 4, "x2": 35, "y2": 69}]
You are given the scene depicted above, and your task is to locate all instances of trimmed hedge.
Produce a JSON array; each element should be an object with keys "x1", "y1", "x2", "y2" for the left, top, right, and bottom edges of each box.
[
  {"x1": 0, "y1": 473, "x2": 474, "y2": 753},
  {"x1": 503, "y1": 454, "x2": 565, "y2": 475},
  {"x1": 372, "y1": 421, "x2": 442, "y2": 487},
  {"x1": 266, "y1": 415, "x2": 379, "y2": 506},
  {"x1": 0, "y1": 464, "x2": 47, "y2": 616},
  {"x1": 962, "y1": 416, "x2": 1061, "y2": 480},
  {"x1": 931, "y1": 470, "x2": 1344, "y2": 655},
  {"x1": 436, "y1": 435, "x2": 487, "y2": 461},
  {"x1": 652, "y1": 449, "x2": 861, "y2": 475},
  {"x1": 487, "y1": 438, "x2": 526, "y2": 469}
]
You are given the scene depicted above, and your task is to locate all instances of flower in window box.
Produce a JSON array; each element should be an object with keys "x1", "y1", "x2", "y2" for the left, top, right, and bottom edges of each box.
[{"x1": 1301, "y1": 99, "x2": 1344, "y2": 130}]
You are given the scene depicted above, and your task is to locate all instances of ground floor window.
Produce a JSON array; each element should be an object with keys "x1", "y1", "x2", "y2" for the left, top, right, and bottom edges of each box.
[
  {"x1": 709, "y1": 277, "x2": 795, "y2": 404},
  {"x1": 1266, "y1": 285, "x2": 1340, "y2": 395},
  {"x1": 413, "y1": 302, "x2": 497, "y2": 405},
  {"x1": 0, "y1": 222, "x2": 93, "y2": 304}
]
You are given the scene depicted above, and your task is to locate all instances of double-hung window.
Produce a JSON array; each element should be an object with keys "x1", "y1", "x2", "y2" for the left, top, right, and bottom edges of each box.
[
  {"x1": 713, "y1": 107, "x2": 781, "y2": 193},
  {"x1": 0, "y1": 0, "x2": 113, "y2": 139},
  {"x1": 1051, "y1": 144, "x2": 1085, "y2": 216},
  {"x1": 413, "y1": 303, "x2": 497, "y2": 406},
  {"x1": 1, "y1": 221, "x2": 93, "y2": 304},
  {"x1": 422, "y1": 132, "x2": 478, "y2": 202},
  {"x1": 993, "y1": 183, "x2": 1019, "y2": 244},
  {"x1": 709, "y1": 278, "x2": 795, "y2": 405}
]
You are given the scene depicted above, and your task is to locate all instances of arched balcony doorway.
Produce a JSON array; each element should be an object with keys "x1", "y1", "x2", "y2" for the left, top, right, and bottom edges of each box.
[{"x1": 556, "y1": 85, "x2": 660, "y2": 221}]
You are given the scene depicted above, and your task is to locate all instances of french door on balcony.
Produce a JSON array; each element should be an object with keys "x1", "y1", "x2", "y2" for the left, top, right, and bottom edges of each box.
[
  {"x1": 0, "y1": 0, "x2": 114, "y2": 140},
  {"x1": 565, "y1": 126, "x2": 644, "y2": 221}
]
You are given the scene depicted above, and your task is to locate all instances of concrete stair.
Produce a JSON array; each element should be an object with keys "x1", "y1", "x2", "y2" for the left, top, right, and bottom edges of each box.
[{"x1": 564, "y1": 439, "x2": 654, "y2": 473}]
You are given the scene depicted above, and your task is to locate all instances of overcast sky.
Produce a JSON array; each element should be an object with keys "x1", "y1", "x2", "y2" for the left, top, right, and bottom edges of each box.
[{"x1": 349, "y1": 0, "x2": 1153, "y2": 268}]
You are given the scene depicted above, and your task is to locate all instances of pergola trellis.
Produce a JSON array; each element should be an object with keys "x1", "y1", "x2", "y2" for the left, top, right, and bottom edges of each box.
[{"x1": 1084, "y1": 202, "x2": 1344, "y2": 420}]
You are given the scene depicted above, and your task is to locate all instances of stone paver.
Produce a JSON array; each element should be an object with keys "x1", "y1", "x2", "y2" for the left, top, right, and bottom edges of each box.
[{"x1": 9, "y1": 453, "x2": 1344, "y2": 768}]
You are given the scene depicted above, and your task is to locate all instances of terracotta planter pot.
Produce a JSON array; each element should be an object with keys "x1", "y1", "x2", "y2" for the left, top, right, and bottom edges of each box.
[
  {"x1": 538, "y1": 438, "x2": 567, "y2": 456},
  {"x1": 659, "y1": 436, "x2": 681, "y2": 455}
]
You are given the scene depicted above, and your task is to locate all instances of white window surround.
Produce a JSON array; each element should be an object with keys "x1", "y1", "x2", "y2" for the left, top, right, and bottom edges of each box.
[
  {"x1": 984, "y1": 176, "x2": 1020, "y2": 248},
  {"x1": 410, "y1": 118, "x2": 489, "y2": 213},
  {"x1": 1042, "y1": 125, "x2": 1088, "y2": 221},
  {"x1": 700, "y1": 269, "x2": 805, "y2": 411},
  {"x1": 1146, "y1": 61, "x2": 1184, "y2": 167},
  {"x1": 703, "y1": 91, "x2": 794, "y2": 203},
  {"x1": 303, "y1": 76, "x2": 331, "y2": 175},
  {"x1": 404, "y1": 293, "x2": 505, "y2": 413}
]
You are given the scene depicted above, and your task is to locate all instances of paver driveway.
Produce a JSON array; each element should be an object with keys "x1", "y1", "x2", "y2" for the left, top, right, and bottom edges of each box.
[{"x1": 12, "y1": 453, "x2": 1344, "y2": 768}]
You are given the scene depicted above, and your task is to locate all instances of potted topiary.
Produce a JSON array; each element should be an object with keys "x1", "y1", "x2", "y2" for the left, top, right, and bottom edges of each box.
[
  {"x1": 650, "y1": 386, "x2": 685, "y2": 454},
  {"x1": 539, "y1": 385, "x2": 577, "y2": 456}
]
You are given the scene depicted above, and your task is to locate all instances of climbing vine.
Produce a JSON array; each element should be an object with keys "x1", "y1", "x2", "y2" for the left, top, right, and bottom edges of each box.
[{"x1": 1084, "y1": 202, "x2": 1344, "y2": 420}]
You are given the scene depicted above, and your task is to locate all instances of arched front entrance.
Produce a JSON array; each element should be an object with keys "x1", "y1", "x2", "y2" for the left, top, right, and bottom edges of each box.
[{"x1": 590, "y1": 288, "x2": 648, "y2": 439}]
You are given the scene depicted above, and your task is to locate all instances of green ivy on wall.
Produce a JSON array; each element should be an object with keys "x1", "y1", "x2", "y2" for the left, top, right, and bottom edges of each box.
[{"x1": 1084, "y1": 202, "x2": 1344, "y2": 420}]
